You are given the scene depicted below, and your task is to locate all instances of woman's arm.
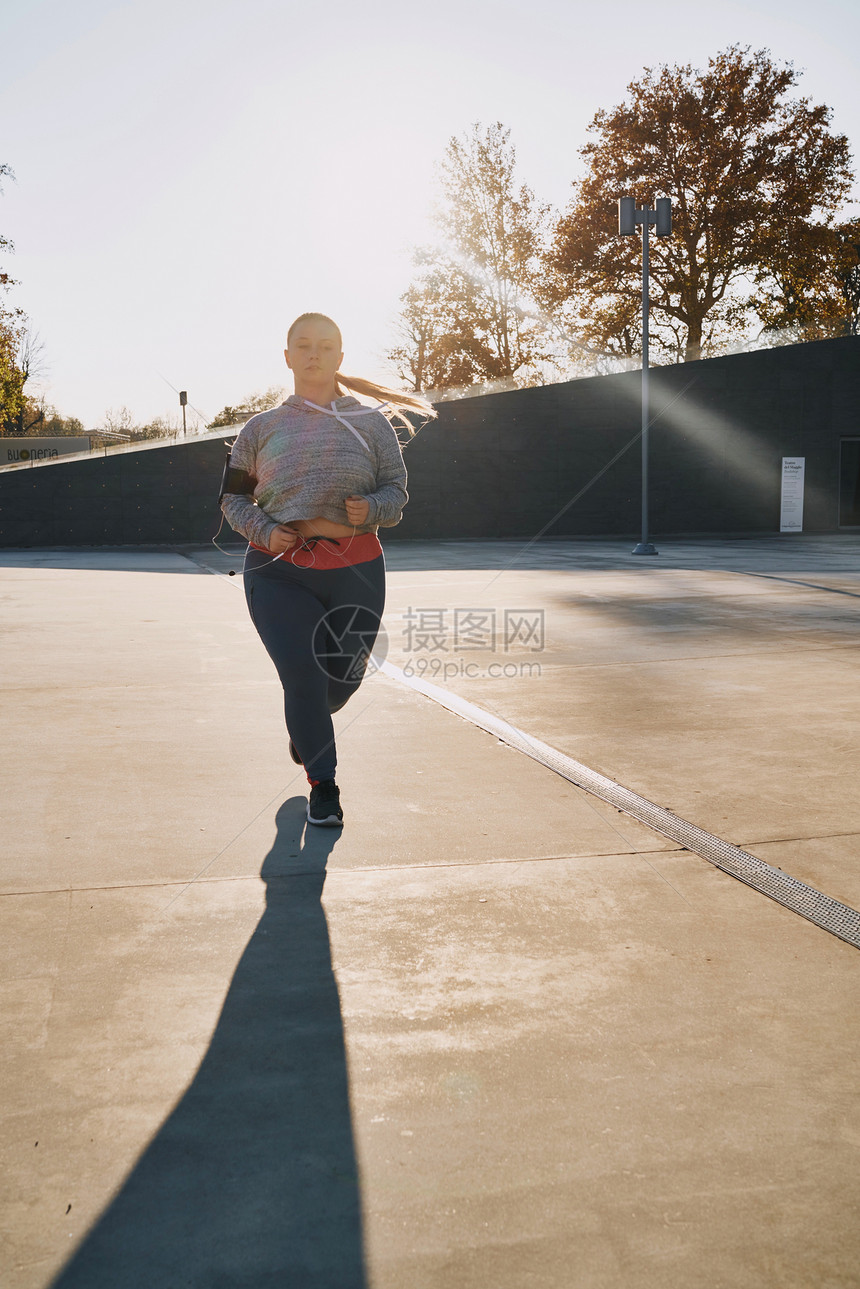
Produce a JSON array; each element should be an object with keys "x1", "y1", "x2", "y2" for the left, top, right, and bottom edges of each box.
[
  {"x1": 219, "y1": 419, "x2": 281, "y2": 548},
  {"x1": 362, "y1": 420, "x2": 409, "y2": 527},
  {"x1": 220, "y1": 492, "x2": 282, "y2": 549}
]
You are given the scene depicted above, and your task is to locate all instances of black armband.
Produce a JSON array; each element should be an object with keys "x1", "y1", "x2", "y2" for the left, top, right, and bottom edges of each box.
[{"x1": 219, "y1": 447, "x2": 257, "y2": 502}]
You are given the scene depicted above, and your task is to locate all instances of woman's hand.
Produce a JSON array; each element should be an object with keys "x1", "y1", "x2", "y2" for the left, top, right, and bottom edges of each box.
[
  {"x1": 344, "y1": 494, "x2": 370, "y2": 526},
  {"x1": 268, "y1": 524, "x2": 301, "y2": 554}
]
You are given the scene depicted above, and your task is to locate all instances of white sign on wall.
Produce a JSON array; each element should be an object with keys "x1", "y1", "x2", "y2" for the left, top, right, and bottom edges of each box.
[
  {"x1": 780, "y1": 457, "x2": 805, "y2": 533},
  {"x1": 2, "y1": 437, "x2": 90, "y2": 465}
]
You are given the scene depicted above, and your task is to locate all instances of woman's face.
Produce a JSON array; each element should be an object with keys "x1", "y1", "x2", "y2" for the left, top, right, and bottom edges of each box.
[{"x1": 284, "y1": 320, "x2": 344, "y2": 387}]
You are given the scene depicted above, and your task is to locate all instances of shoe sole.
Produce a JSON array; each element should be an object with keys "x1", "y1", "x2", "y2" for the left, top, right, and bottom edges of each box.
[{"x1": 306, "y1": 807, "x2": 344, "y2": 827}]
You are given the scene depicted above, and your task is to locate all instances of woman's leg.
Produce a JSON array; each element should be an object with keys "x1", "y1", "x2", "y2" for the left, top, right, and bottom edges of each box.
[
  {"x1": 244, "y1": 565, "x2": 339, "y2": 782},
  {"x1": 317, "y1": 555, "x2": 386, "y2": 714}
]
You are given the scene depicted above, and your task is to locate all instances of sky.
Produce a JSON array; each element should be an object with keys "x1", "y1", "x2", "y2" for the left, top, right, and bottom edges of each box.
[{"x1": 2, "y1": 0, "x2": 858, "y2": 430}]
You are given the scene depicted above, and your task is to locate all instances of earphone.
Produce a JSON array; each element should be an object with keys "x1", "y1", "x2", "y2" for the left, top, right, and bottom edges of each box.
[{"x1": 212, "y1": 518, "x2": 360, "y2": 575}]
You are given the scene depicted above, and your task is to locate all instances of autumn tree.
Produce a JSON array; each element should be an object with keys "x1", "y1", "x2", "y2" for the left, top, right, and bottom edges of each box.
[
  {"x1": 0, "y1": 316, "x2": 24, "y2": 434},
  {"x1": 833, "y1": 219, "x2": 860, "y2": 335},
  {"x1": 387, "y1": 249, "x2": 500, "y2": 392},
  {"x1": 543, "y1": 46, "x2": 854, "y2": 362},
  {"x1": 0, "y1": 163, "x2": 28, "y2": 434},
  {"x1": 752, "y1": 217, "x2": 860, "y2": 340},
  {"x1": 16, "y1": 398, "x2": 85, "y2": 438},
  {"x1": 389, "y1": 123, "x2": 554, "y2": 392},
  {"x1": 2, "y1": 327, "x2": 51, "y2": 433}
]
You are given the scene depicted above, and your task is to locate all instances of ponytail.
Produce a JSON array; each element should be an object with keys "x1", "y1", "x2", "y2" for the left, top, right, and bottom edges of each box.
[{"x1": 334, "y1": 372, "x2": 438, "y2": 440}]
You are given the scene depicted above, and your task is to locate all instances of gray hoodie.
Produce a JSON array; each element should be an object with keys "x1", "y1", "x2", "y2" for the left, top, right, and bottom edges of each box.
[{"x1": 220, "y1": 394, "x2": 408, "y2": 549}]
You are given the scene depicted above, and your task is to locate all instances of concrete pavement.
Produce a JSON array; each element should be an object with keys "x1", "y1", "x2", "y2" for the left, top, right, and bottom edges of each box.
[{"x1": 1, "y1": 535, "x2": 858, "y2": 1288}]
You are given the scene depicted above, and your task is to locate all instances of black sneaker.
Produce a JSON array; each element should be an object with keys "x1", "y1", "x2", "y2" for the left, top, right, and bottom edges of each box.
[
  {"x1": 288, "y1": 738, "x2": 302, "y2": 765},
  {"x1": 307, "y1": 779, "x2": 344, "y2": 827}
]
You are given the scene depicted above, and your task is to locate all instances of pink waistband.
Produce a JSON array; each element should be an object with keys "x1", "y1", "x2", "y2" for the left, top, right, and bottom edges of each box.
[{"x1": 250, "y1": 530, "x2": 382, "y2": 570}]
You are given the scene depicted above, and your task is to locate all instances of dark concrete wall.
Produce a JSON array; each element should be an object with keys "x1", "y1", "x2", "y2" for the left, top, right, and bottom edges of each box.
[
  {"x1": 0, "y1": 335, "x2": 857, "y2": 547},
  {"x1": 0, "y1": 437, "x2": 230, "y2": 547},
  {"x1": 393, "y1": 334, "x2": 860, "y2": 540}
]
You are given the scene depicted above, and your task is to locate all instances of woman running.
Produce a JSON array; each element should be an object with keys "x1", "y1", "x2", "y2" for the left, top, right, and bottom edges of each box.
[{"x1": 220, "y1": 312, "x2": 436, "y2": 826}]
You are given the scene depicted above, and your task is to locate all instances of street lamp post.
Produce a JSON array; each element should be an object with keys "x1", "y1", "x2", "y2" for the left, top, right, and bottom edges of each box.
[
  {"x1": 618, "y1": 196, "x2": 672, "y2": 555},
  {"x1": 179, "y1": 390, "x2": 188, "y2": 437}
]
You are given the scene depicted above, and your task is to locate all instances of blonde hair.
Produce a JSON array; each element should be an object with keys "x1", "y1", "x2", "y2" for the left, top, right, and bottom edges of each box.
[{"x1": 287, "y1": 311, "x2": 438, "y2": 438}]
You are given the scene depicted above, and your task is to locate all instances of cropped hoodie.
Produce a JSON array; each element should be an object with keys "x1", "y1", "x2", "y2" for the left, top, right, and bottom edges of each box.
[{"x1": 220, "y1": 395, "x2": 408, "y2": 551}]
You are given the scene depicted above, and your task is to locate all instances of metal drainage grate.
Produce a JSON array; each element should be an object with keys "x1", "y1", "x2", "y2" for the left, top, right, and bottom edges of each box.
[{"x1": 379, "y1": 659, "x2": 860, "y2": 951}]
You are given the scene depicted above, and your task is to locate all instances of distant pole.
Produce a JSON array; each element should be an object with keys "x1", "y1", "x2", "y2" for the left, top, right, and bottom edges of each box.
[
  {"x1": 179, "y1": 390, "x2": 188, "y2": 437},
  {"x1": 618, "y1": 196, "x2": 672, "y2": 556},
  {"x1": 638, "y1": 213, "x2": 652, "y2": 553}
]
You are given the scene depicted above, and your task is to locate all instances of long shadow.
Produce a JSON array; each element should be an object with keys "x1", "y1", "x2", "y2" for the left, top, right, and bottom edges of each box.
[{"x1": 51, "y1": 800, "x2": 367, "y2": 1289}]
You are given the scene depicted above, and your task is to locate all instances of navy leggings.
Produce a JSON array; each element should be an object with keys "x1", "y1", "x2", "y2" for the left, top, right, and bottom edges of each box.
[{"x1": 243, "y1": 545, "x2": 386, "y2": 782}]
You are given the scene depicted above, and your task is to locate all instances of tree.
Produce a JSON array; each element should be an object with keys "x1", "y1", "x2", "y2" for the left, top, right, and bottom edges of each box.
[
  {"x1": 833, "y1": 219, "x2": 860, "y2": 335},
  {"x1": 750, "y1": 216, "x2": 860, "y2": 341},
  {"x1": 95, "y1": 407, "x2": 184, "y2": 442},
  {"x1": 208, "y1": 386, "x2": 287, "y2": 428},
  {"x1": 15, "y1": 397, "x2": 85, "y2": 438},
  {"x1": 131, "y1": 415, "x2": 181, "y2": 442},
  {"x1": 0, "y1": 319, "x2": 25, "y2": 434},
  {"x1": 0, "y1": 163, "x2": 28, "y2": 434},
  {"x1": 388, "y1": 123, "x2": 555, "y2": 392},
  {"x1": 387, "y1": 249, "x2": 497, "y2": 393},
  {"x1": 544, "y1": 47, "x2": 854, "y2": 362},
  {"x1": 2, "y1": 327, "x2": 49, "y2": 433}
]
